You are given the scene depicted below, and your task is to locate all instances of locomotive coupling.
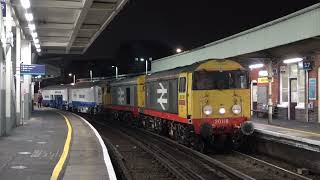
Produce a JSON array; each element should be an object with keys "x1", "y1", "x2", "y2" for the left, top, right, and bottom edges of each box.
[{"x1": 240, "y1": 121, "x2": 254, "y2": 135}]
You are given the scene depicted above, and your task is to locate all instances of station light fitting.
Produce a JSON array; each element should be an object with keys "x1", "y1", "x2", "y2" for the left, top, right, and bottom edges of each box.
[
  {"x1": 68, "y1": 73, "x2": 72, "y2": 77},
  {"x1": 283, "y1": 57, "x2": 303, "y2": 64},
  {"x1": 258, "y1": 70, "x2": 268, "y2": 77},
  {"x1": 140, "y1": 58, "x2": 145, "y2": 62},
  {"x1": 176, "y1": 48, "x2": 182, "y2": 53},
  {"x1": 28, "y1": 24, "x2": 36, "y2": 31},
  {"x1": 33, "y1": 39, "x2": 39, "y2": 44},
  {"x1": 31, "y1": 32, "x2": 38, "y2": 38},
  {"x1": 20, "y1": 0, "x2": 30, "y2": 9},
  {"x1": 35, "y1": 43, "x2": 40, "y2": 49},
  {"x1": 25, "y1": 13, "x2": 33, "y2": 21},
  {"x1": 112, "y1": 65, "x2": 115, "y2": 68},
  {"x1": 36, "y1": 48, "x2": 41, "y2": 53},
  {"x1": 249, "y1": 63, "x2": 264, "y2": 69}
]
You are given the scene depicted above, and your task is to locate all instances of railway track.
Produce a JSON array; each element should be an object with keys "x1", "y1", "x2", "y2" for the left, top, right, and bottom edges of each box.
[
  {"x1": 81, "y1": 114, "x2": 314, "y2": 180},
  {"x1": 210, "y1": 151, "x2": 313, "y2": 180}
]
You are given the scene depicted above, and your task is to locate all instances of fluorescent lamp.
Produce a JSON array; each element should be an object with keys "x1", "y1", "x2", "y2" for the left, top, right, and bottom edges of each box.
[
  {"x1": 33, "y1": 39, "x2": 39, "y2": 43},
  {"x1": 25, "y1": 13, "x2": 33, "y2": 21},
  {"x1": 249, "y1": 63, "x2": 264, "y2": 69},
  {"x1": 258, "y1": 70, "x2": 268, "y2": 77},
  {"x1": 36, "y1": 48, "x2": 41, "y2": 53},
  {"x1": 20, "y1": 0, "x2": 30, "y2": 9},
  {"x1": 28, "y1": 24, "x2": 36, "y2": 31},
  {"x1": 283, "y1": 58, "x2": 303, "y2": 64},
  {"x1": 31, "y1": 32, "x2": 38, "y2": 38},
  {"x1": 35, "y1": 43, "x2": 40, "y2": 49}
]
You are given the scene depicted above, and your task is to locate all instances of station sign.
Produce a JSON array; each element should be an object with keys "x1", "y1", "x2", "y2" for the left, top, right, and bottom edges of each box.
[
  {"x1": 299, "y1": 61, "x2": 313, "y2": 71},
  {"x1": 21, "y1": 64, "x2": 46, "y2": 75}
]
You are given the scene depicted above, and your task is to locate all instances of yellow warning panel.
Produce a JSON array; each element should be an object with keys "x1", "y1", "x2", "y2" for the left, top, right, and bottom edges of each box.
[{"x1": 258, "y1": 77, "x2": 273, "y2": 84}]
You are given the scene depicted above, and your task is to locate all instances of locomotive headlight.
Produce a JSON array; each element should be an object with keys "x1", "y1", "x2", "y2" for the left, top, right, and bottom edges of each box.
[
  {"x1": 232, "y1": 104, "x2": 242, "y2": 115},
  {"x1": 219, "y1": 107, "x2": 226, "y2": 115},
  {"x1": 203, "y1": 105, "x2": 213, "y2": 115}
]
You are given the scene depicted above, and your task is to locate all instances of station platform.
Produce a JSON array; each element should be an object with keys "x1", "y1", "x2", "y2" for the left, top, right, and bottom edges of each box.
[
  {"x1": 0, "y1": 108, "x2": 116, "y2": 180},
  {"x1": 252, "y1": 118, "x2": 320, "y2": 152}
]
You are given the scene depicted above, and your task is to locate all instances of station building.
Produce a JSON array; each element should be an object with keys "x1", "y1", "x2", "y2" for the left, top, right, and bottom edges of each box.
[{"x1": 250, "y1": 55, "x2": 320, "y2": 123}]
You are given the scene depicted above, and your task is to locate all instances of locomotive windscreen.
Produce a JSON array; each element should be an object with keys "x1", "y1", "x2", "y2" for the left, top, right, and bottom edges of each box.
[{"x1": 193, "y1": 70, "x2": 249, "y2": 90}]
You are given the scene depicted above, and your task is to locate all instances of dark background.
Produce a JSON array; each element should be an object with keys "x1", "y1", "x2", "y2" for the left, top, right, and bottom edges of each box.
[{"x1": 39, "y1": 0, "x2": 319, "y2": 85}]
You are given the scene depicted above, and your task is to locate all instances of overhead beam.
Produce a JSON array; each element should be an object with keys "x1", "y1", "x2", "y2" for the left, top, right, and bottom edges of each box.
[
  {"x1": 90, "y1": 2, "x2": 116, "y2": 11},
  {"x1": 66, "y1": 0, "x2": 95, "y2": 53},
  {"x1": 41, "y1": 42, "x2": 69, "y2": 47},
  {"x1": 40, "y1": 36, "x2": 70, "y2": 42},
  {"x1": 44, "y1": 49, "x2": 67, "y2": 54},
  {"x1": 13, "y1": 0, "x2": 83, "y2": 9},
  {"x1": 82, "y1": 0, "x2": 129, "y2": 53},
  {"x1": 37, "y1": 23, "x2": 74, "y2": 30}
]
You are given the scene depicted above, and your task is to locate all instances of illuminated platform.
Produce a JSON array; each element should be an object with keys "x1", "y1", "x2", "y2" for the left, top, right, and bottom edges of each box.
[
  {"x1": 0, "y1": 108, "x2": 115, "y2": 180},
  {"x1": 253, "y1": 118, "x2": 320, "y2": 152}
]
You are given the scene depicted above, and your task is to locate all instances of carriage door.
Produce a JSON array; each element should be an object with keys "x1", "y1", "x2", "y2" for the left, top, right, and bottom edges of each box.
[{"x1": 178, "y1": 73, "x2": 188, "y2": 118}]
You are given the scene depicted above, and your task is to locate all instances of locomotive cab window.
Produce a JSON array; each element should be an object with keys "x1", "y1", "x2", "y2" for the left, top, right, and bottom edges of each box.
[
  {"x1": 193, "y1": 70, "x2": 249, "y2": 90},
  {"x1": 179, "y1": 77, "x2": 186, "y2": 92}
]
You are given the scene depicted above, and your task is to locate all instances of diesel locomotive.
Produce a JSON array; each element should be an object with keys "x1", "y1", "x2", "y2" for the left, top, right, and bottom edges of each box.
[{"x1": 104, "y1": 59, "x2": 254, "y2": 151}]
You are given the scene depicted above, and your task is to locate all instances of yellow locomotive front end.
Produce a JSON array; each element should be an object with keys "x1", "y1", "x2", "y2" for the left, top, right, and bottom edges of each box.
[{"x1": 185, "y1": 60, "x2": 254, "y2": 148}]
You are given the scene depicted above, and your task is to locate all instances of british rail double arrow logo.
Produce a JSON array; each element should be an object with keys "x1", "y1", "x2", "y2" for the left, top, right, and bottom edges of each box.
[{"x1": 157, "y1": 82, "x2": 168, "y2": 110}]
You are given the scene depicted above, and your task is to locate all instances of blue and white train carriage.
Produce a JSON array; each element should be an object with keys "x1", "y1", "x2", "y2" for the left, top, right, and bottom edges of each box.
[
  {"x1": 41, "y1": 85, "x2": 71, "y2": 109},
  {"x1": 70, "y1": 82, "x2": 103, "y2": 114}
]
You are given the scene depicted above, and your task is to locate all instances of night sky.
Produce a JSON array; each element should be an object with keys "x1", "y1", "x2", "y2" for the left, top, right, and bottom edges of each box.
[{"x1": 41, "y1": 0, "x2": 319, "y2": 85}]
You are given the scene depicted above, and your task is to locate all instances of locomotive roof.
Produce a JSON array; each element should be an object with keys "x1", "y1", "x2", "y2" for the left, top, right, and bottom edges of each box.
[
  {"x1": 71, "y1": 81, "x2": 105, "y2": 88},
  {"x1": 147, "y1": 59, "x2": 245, "y2": 81},
  {"x1": 42, "y1": 85, "x2": 71, "y2": 90},
  {"x1": 110, "y1": 75, "x2": 143, "y2": 86}
]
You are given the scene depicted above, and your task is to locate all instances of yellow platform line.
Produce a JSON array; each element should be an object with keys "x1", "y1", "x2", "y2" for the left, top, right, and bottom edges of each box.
[
  {"x1": 259, "y1": 123, "x2": 320, "y2": 137},
  {"x1": 50, "y1": 112, "x2": 72, "y2": 180}
]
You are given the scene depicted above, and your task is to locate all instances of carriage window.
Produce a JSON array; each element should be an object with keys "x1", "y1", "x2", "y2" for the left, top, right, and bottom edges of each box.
[
  {"x1": 126, "y1": 88, "x2": 130, "y2": 104},
  {"x1": 79, "y1": 95, "x2": 85, "y2": 98},
  {"x1": 179, "y1": 77, "x2": 186, "y2": 92},
  {"x1": 193, "y1": 70, "x2": 249, "y2": 90}
]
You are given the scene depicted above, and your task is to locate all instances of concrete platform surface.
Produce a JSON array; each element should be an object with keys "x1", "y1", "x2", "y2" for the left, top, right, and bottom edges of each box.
[
  {"x1": 252, "y1": 118, "x2": 320, "y2": 151},
  {"x1": 0, "y1": 108, "x2": 116, "y2": 180},
  {"x1": 62, "y1": 112, "x2": 114, "y2": 180},
  {"x1": 0, "y1": 109, "x2": 67, "y2": 180}
]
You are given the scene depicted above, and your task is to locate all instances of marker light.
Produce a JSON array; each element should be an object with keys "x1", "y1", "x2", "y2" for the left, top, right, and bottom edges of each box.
[
  {"x1": 249, "y1": 63, "x2": 264, "y2": 69},
  {"x1": 219, "y1": 107, "x2": 226, "y2": 115},
  {"x1": 20, "y1": 0, "x2": 30, "y2": 9},
  {"x1": 25, "y1": 13, "x2": 33, "y2": 21},
  {"x1": 232, "y1": 105, "x2": 241, "y2": 115},
  {"x1": 283, "y1": 58, "x2": 303, "y2": 64},
  {"x1": 203, "y1": 105, "x2": 213, "y2": 115}
]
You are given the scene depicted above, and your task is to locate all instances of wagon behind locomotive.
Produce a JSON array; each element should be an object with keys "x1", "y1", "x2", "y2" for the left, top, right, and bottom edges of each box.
[
  {"x1": 41, "y1": 85, "x2": 71, "y2": 109},
  {"x1": 70, "y1": 82, "x2": 104, "y2": 114}
]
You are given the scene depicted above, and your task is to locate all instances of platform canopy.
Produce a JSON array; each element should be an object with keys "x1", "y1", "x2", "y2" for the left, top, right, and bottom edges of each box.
[
  {"x1": 12, "y1": 0, "x2": 128, "y2": 54},
  {"x1": 151, "y1": 3, "x2": 320, "y2": 72}
]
